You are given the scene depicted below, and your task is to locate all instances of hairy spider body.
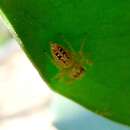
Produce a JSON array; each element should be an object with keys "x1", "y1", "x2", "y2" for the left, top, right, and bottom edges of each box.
[{"x1": 50, "y1": 43, "x2": 86, "y2": 80}]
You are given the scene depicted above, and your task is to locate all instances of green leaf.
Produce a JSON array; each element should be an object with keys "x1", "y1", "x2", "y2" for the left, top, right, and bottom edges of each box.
[{"x1": 0, "y1": 0, "x2": 130, "y2": 126}]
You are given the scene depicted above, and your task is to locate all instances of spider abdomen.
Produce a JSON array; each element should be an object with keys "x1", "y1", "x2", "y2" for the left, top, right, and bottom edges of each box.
[
  {"x1": 70, "y1": 64, "x2": 85, "y2": 79},
  {"x1": 51, "y1": 43, "x2": 73, "y2": 68}
]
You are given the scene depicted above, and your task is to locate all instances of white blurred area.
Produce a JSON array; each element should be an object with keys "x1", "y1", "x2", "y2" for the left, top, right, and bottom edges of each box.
[{"x1": 0, "y1": 15, "x2": 57, "y2": 130}]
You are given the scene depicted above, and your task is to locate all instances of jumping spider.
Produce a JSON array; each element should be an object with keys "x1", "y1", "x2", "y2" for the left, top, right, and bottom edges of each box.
[{"x1": 49, "y1": 35, "x2": 93, "y2": 82}]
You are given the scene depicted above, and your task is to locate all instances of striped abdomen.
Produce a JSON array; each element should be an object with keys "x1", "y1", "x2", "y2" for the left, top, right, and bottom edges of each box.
[{"x1": 51, "y1": 43, "x2": 73, "y2": 68}]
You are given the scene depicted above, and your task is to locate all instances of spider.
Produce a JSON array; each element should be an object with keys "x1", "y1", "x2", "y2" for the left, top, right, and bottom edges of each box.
[{"x1": 49, "y1": 35, "x2": 93, "y2": 82}]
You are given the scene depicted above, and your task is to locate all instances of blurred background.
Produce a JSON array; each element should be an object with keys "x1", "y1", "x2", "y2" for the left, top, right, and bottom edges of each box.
[{"x1": 0, "y1": 13, "x2": 130, "y2": 130}]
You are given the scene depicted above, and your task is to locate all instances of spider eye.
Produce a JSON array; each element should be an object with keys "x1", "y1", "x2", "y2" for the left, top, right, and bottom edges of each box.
[
  {"x1": 55, "y1": 52, "x2": 59, "y2": 56},
  {"x1": 58, "y1": 55, "x2": 62, "y2": 59},
  {"x1": 59, "y1": 48, "x2": 63, "y2": 52}
]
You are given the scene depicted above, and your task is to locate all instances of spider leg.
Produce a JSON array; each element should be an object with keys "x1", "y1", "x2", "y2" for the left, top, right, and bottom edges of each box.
[
  {"x1": 78, "y1": 51, "x2": 93, "y2": 66},
  {"x1": 53, "y1": 69, "x2": 67, "y2": 82},
  {"x1": 86, "y1": 59, "x2": 94, "y2": 66},
  {"x1": 84, "y1": 52, "x2": 93, "y2": 66},
  {"x1": 79, "y1": 33, "x2": 88, "y2": 55},
  {"x1": 58, "y1": 34, "x2": 76, "y2": 53},
  {"x1": 48, "y1": 40, "x2": 53, "y2": 45},
  {"x1": 65, "y1": 78, "x2": 75, "y2": 85},
  {"x1": 53, "y1": 71, "x2": 63, "y2": 80},
  {"x1": 44, "y1": 51, "x2": 59, "y2": 67}
]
